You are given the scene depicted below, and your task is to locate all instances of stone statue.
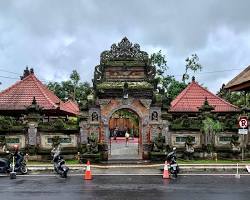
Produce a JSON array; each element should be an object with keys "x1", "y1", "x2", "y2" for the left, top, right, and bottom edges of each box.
[
  {"x1": 86, "y1": 133, "x2": 98, "y2": 154},
  {"x1": 91, "y1": 112, "x2": 98, "y2": 121},
  {"x1": 151, "y1": 111, "x2": 158, "y2": 121},
  {"x1": 153, "y1": 132, "x2": 165, "y2": 152},
  {"x1": 184, "y1": 136, "x2": 195, "y2": 160}
]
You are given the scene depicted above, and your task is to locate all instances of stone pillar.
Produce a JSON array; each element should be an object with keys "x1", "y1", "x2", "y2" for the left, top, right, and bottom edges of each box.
[
  {"x1": 79, "y1": 121, "x2": 89, "y2": 144},
  {"x1": 162, "y1": 120, "x2": 170, "y2": 145},
  {"x1": 27, "y1": 122, "x2": 38, "y2": 145},
  {"x1": 142, "y1": 116, "x2": 151, "y2": 159},
  {"x1": 101, "y1": 118, "x2": 109, "y2": 161}
]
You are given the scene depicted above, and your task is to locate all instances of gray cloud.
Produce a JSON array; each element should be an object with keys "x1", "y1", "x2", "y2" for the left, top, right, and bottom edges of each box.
[{"x1": 1, "y1": 0, "x2": 250, "y2": 93}]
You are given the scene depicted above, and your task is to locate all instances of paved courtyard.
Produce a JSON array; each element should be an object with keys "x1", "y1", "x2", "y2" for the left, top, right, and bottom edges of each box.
[{"x1": 109, "y1": 137, "x2": 141, "y2": 160}]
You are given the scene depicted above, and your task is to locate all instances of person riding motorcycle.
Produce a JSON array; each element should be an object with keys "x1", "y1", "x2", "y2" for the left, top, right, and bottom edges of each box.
[
  {"x1": 166, "y1": 147, "x2": 179, "y2": 177},
  {"x1": 167, "y1": 147, "x2": 177, "y2": 164}
]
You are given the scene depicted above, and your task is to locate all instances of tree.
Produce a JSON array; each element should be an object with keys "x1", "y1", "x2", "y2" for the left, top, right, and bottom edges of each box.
[
  {"x1": 182, "y1": 54, "x2": 202, "y2": 83},
  {"x1": 150, "y1": 50, "x2": 168, "y2": 77},
  {"x1": 47, "y1": 70, "x2": 91, "y2": 103},
  {"x1": 201, "y1": 117, "x2": 223, "y2": 152},
  {"x1": 150, "y1": 50, "x2": 187, "y2": 104},
  {"x1": 217, "y1": 84, "x2": 247, "y2": 107},
  {"x1": 70, "y1": 70, "x2": 80, "y2": 101}
]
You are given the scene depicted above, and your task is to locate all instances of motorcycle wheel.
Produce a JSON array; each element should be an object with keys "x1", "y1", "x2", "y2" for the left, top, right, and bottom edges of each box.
[
  {"x1": 20, "y1": 165, "x2": 28, "y2": 174},
  {"x1": 61, "y1": 171, "x2": 67, "y2": 178},
  {"x1": 173, "y1": 171, "x2": 177, "y2": 178}
]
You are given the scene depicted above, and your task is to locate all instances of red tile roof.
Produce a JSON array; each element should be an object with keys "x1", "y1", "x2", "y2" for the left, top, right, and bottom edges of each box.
[
  {"x1": 169, "y1": 80, "x2": 239, "y2": 113},
  {"x1": 64, "y1": 100, "x2": 80, "y2": 115},
  {"x1": 0, "y1": 73, "x2": 79, "y2": 116}
]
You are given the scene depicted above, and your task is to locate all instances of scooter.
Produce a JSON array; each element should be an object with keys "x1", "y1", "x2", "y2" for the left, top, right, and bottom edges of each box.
[
  {"x1": 167, "y1": 149, "x2": 179, "y2": 178},
  {"x1": 0, "y1": 152, "x2": 28, "y2": 175},
  {"x1": 51, "y1": 148, "x2": 69, "y2": 178}
]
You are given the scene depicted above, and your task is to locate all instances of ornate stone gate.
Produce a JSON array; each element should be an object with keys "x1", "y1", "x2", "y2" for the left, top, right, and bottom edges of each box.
[{"x1": 79, "y1": 37, "x2": 169, "y2": 160}]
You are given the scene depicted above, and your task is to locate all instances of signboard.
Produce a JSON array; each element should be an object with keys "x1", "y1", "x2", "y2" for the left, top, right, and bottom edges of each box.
[
  {"x1": 238, "y1": 117, "x2": 248, "y2": 128},
  {"x1": 238, "y1": 129, "x2": 248, "y2": 135}
]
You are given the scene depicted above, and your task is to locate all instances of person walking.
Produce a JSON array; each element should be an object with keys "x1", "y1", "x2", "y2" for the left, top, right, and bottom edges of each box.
[{"x1": 125, "y1": 131, "x2": 130, "y2": 147}]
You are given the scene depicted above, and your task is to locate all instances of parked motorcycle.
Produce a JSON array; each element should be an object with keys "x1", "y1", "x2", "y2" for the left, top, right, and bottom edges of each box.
[
  {"x1": 166, "y1": 147, "x2": 179, "y2": 178},
  {"x1": 51, "y1": 147, "x2": 69, "y2": 178},
  {"x1": 0, "y1": 151, "x2": 28, "y2": 174}
]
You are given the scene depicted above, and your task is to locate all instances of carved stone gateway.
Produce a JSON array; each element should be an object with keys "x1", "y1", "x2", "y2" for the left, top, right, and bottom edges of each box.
[{"x1": 81, "y1": 37, "x2": 167, "y2": 160}]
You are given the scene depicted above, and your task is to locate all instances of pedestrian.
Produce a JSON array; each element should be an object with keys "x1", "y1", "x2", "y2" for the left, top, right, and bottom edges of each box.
[
  {"x1": 114, "y1": 127, "x2": 118, "y2": 142},
  {"x1": 125, "y1": 131, "x2": 130, "y2": 147}
]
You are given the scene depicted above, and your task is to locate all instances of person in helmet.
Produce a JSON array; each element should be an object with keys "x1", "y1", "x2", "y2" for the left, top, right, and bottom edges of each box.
[
  {"x1": 13, "y1": 145, "x2": 23, "y2": 170},
  {"x1": 167, "y1": 147, "x2": 177, "y2": 163}
]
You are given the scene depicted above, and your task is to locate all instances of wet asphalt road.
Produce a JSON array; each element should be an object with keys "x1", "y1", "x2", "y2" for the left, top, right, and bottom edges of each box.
[{"x1": 0, "y1": 174, "x2": 250, "y2": 200}]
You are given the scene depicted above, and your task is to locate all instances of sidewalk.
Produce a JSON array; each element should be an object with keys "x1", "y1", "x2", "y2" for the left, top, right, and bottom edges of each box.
[{"x1": 26, "y1": 162, "x2": 250, "y2": 174}]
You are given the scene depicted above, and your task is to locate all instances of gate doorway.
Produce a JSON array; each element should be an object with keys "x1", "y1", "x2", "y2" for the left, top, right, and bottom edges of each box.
[{"x1": 108, "y1": 109, "x2": 141, "y2": 160}]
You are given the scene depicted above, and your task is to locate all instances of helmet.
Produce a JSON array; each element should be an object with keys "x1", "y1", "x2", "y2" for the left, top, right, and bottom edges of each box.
[
  {"x1": 173, "y1": 147, "x2": 176, "y2": 151},
  {"x1": 13, "y1": 144, "x2": 19, "y2": 151}
]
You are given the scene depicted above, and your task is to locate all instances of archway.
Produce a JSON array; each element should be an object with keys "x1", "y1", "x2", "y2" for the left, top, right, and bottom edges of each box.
[{"x1": 108, "y1": 108, "x2": 142, "y2": 160}]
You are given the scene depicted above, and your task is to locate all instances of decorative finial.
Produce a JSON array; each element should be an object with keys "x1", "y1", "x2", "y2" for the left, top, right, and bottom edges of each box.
[
  {"x1": 32, "y1": 96, "x2": 37, "y2": 105},
  {"x1": 192, "y1": 76, "x2": 195, "y2": 82},
  {"x1": 100, "y1": 37, "x2": 148, "y2": 63},
  {"x1": 20, "y1": 66, "x2": 34, "y2": 80}
]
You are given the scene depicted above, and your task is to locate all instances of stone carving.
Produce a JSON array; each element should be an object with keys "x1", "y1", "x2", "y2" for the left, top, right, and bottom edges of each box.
[
  {"x1": 145, "y1": 65, "x2": 156, "y2": 80},
  {"x1": 93, "y1": 65, "x2": 104, "y2": 85},
  {"x1": 91, "y1": 112, "x2": 99, "y2": 121},
  {"x1": 98, "y1": 99, "x2": 111, "y2": 106},
  {"x1": 139, "y1": 99, "x2": 152, "y2": 109},
  {"x1": 80, "y1": 128, "x2": 88, "y2": 143},
  {"x1": 86, "y1": 133, "x2": 98, "y2": 154},
  {"x1": 184, "y1": 135, "x2": 195, "y2": 159},
  {"x1": 51, "y1": 136, "x2": 61, "y2": 148},
  {"x1": 153, "y1": 132, "x2": 165, "y2": 152},
  {"x1": 230, "y1": 135, "x2": 240, "y2": 153},
  {"x1": 100, "y1": 37, "x2": 148, "y2": 63},
  {"x1": 151, "y1": 111, "x2": 158, "y2": 121}
]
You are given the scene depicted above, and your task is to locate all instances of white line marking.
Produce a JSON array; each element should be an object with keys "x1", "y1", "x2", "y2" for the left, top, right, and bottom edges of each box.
[{"x1": 1, "y1": 173, "x2": 250, "y2": 177}]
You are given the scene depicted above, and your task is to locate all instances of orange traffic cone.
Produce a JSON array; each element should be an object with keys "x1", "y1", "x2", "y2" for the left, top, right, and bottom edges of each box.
[
  {"x1": 163, "y1": 161, "x2": 170, "y2": 179},
  {"x1": 84, "y1": 160, "x2": 92, "y2": 180}
]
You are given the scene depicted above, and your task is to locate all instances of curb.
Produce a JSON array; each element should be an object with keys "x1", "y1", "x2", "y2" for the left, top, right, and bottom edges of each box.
[{"x1": 26, "y1": 163, "x2": 250, "y2": 171}]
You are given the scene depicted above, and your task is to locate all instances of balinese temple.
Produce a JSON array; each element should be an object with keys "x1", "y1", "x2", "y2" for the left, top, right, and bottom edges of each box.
[
  {"x1": 168, "y1": 77, "x2": 240, "y2": 153},
  {"x1": 0, "y1": 67, "x2": 79, "y2": 118},
  {"x1": 169, "y1": 77, "x2": 239, "y2": 113}
]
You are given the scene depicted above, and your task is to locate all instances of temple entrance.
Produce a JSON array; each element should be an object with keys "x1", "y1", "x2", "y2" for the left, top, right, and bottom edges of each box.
[{"x1": 108, "y1": 108, "x2": 141, "y2": 160}]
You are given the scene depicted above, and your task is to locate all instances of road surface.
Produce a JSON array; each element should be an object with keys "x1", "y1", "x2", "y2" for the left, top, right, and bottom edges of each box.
[{"x1": 0, "y1": 174, "x2": 249, "y2": 200}]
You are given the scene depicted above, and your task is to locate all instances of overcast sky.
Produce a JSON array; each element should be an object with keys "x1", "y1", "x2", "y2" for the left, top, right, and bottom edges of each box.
[{"x1": 1, "y1": 0, "x2": 250, "y2": 93}]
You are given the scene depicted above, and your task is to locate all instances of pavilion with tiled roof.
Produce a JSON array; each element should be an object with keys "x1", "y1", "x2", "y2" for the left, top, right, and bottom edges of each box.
[
  {"x1": 169, "y1": 77, "x2": 239, "y2": 113},
  {"x1": 224, "y1": 65, "x2": 250, "y2": 91},
  {"x1": 0, "y1": 67, "x2": 79, "y2": 116}
]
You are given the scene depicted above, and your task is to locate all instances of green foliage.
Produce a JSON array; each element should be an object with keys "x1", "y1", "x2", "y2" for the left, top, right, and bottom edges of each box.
[
  {"x1": 170, "y1": 116, "x2": 201, "y2": 130},
  {"x1": 47, "y1": 70, "x2": 92, "y2": 103},
  {"x1": 0, "y1": 116, "x2": 14, "y2": 129},
  {"x1": 182, "y1": 54, "x2": 202, "y2": 83},
  {"x1": 149, "y1": 51, "x2": 187, "y2": 106},
  {"x1": 97, "y1": 82, "x2": 153, "y2": 90},
  {"x1": 201, "y1": 117, "x2": 223, "y2": 134},
  {"x1": 149, "y1": 50, "x2": 168, "y2": 76},
  {"x1": 217, "y1": 85, "x2": 248, "y2": 107},
  {"x1": 52, "y1": 118, "x2": 66, "y2": 130}
]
